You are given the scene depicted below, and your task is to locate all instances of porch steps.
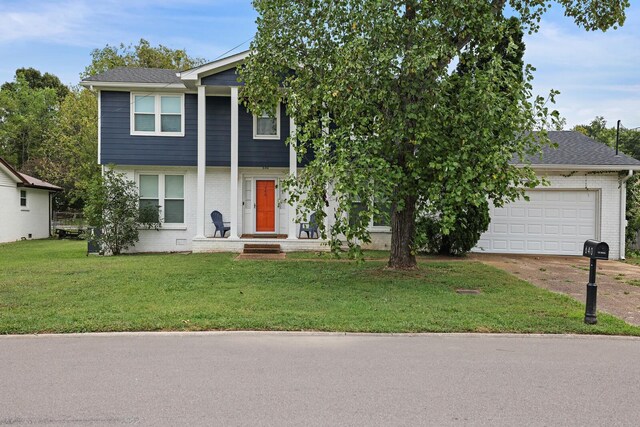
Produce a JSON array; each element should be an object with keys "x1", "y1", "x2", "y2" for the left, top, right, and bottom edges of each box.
[{"x1": 243, "y1": 243, "x2": 282, "y2": 254}]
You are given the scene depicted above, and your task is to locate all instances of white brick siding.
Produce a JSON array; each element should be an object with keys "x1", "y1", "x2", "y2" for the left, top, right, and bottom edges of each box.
[
  {"x1": 115, "y1": 166, "x2": 628, "y2": 259},
  {"x1": 366, "y1": 171, "x2": 626, "y2": 259},
  {"x1": 115, "y1": 166, "x2": 295, "y2": 253},
  {"x1": 534, "y1": 171, "x2": 625, "y2": 259}
]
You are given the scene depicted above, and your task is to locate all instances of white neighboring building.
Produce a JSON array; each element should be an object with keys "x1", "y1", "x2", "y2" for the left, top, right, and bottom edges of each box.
[{"x1": 0, "y1": 158, "x2": 62, "y2": 243}]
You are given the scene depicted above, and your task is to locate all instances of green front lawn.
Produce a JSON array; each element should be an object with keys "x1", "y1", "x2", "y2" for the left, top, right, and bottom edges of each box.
[{"x1": 1, "y1": 240, "x2": 638, "y2": 335}]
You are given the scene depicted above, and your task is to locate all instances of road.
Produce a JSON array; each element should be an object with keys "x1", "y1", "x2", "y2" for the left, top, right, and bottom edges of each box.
[{"x1": 1, "y1": 332, "x2": 639, "y2": 426}]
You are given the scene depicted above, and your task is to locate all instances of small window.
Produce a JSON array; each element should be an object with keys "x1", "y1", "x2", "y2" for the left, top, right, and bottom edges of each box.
[
  {"x1": 132, "y1": 94, "x2": 184, "y2": 136},
  {"x1": 160, "y1": 96, "x2": 182, "y2": 132},
  {"x1": 164, "y1": 175, "x2": 184, "y2": 224},
  {"x1": 372, "y1": 200, "x2": 391, "y2": 227},
  {"x1": 348, "y1": 198, "x2": 391, "y2": 230},
  {"x1": 253, "y1": 105, "x2": 280, "y2": 139},
  {"x1": 20, "y1": 190, "x2": 27, "y2": 207},
  {"x1": 348, "y1": 200, "x2": 367, "y2": 227},
  {"x1": 134, "y1": 95, "x2": 156, "y2": 132},
  {"x1": 139, "y1": 175, "x2": 160, "y2": 222}
]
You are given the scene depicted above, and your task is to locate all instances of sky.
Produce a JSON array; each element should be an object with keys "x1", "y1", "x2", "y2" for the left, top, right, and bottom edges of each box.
[{"x1": 0, "y1": 0, "x2": 638, "y2": 129}]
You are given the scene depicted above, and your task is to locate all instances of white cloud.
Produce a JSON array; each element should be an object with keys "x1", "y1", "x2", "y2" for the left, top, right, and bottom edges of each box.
[
  {"x1": 0, "y1": 1, "x2": 91, "y2": 44},
  {"x1": 0, "y1": 0, "x2": 227, "y2": 47},
  {"x1": 524, "y1": 11, "x2": 640, "y2": 128}
]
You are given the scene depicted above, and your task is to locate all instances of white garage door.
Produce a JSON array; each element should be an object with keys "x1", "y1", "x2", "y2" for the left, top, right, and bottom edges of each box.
[{"x1": 475, "y1": 190, "x2": 598, "y2": 255}]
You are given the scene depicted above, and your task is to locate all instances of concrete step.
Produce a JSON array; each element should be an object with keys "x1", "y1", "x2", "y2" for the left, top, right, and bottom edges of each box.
[{"x1": 243, "y1": 244, "x2": 281, "y2": 254}]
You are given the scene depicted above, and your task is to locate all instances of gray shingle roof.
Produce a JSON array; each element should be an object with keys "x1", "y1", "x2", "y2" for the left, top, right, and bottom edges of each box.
[
  {"x1": 83, "y1": 67, "x2": 182, "y2": 84},
  {"x1": 522, "y1": 131, "x2": 640, "y2": 167}
]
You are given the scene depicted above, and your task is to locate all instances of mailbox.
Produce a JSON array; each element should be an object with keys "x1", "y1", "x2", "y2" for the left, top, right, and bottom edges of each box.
[
  {"x1": 582, "y1": 239, "x2": 608, "y2": 325},
  {"x1": 583, "y1": 240, "x2": 609, "y2": 260}
]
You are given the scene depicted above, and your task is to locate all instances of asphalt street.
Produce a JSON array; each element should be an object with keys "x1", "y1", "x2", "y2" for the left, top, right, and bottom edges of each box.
[{"x1": 1, "y1": 332, "x2": 639, "y2": 426}]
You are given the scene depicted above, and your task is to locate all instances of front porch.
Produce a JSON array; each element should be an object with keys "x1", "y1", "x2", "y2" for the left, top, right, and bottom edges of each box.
[{"x1": 192, "y1": 235, "x2": 329, "y2": 253}]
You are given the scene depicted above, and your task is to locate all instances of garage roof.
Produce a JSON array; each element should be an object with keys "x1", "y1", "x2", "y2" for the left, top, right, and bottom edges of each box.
[
  {"x1": 0, "y1": 157, "x2": 62, "y2": 191},
  {"x1": 524, "y1": 131, "x2": 640, "y2": 169}
]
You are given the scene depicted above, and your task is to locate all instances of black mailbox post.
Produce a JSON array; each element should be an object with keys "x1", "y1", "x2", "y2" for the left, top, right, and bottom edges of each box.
[{"x1": 582, "y1": 240, "x2": 609, "y2": 324}]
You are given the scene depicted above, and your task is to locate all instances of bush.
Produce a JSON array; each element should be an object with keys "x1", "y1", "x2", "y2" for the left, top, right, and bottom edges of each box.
[
  {"x1": 416, "y1": 200, "x2": 490, "y2": 256},
  {"x1": 84, "y1": 169, "x2": 161, "y2": 255}
]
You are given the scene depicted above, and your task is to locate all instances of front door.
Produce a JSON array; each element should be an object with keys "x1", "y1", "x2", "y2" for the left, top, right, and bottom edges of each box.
[{"x1": 255, "y1": 180, "x2": 276, "y2": 233}]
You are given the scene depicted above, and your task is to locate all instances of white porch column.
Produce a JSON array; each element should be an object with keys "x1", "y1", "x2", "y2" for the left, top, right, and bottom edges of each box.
[
  {"x1": 288, "y1": 118, "x2": 298, "y2": 239},
  {"x1": 195, "y1": 85, "x2": 206, "y2": 238},
  {"x1": 229, "y1": 86, "x2": 240, "y2": 239},
  {"x1": 322, "y1": 121, "x2": 331, "y2": 234}
]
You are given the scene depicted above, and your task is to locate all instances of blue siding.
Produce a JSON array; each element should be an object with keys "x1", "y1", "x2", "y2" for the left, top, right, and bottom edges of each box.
[
  {"x1": 201, "y1": 68, "x2": 243, "y2": 86},
  {"x1": 100, "y1": 92, "x2": 306, "y2": 168},
  {"x1": 206, "y1": 96, "x2": 231, "y2": 166},
  {"x1": 100, "y1": 91, "x2": 197, "y2": 166},
  {"x1": 239, "y1": 103, "x2": 290, "y2": 167}
]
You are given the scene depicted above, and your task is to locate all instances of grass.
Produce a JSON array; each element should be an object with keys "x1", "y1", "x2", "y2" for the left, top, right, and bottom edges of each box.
[
  {"x1": 1, "y1": 240, "x2": 639, "y2": 335},
  {"x1": 625, "y1": 253, "x2": 640, "y2": 266}
]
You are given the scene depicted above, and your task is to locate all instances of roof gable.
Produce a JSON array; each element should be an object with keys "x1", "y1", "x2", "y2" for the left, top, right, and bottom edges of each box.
[
  {"x1": 177, "y1": 50, "x2": 249, "y2": 82},
  {"x1": 0, "y1": 158, "x2": 25, "y2": 185},
  {"x1": 0, "y1": 157, "x2": 62, "y2": 191}
]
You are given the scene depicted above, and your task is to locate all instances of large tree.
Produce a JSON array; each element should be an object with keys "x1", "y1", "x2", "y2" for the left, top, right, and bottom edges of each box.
[
  {"x1": 0, "y1": 75, "x2": 59, "y2": 170},
  {"x1": 241, "y1": 0, "x2": 629, "y2": 269},
  {"x1": 1, "y1": 67, "x2": 69, "y2": 102},
  {"x1": 36, "y1": 86, "x2": 99, "y2": 210},
  {"x1": 573, "y1": 116, "x2": 616, "y2": 147},
  {"x1": 81, "y1": 38, "x2": 207, "y2": 79}
]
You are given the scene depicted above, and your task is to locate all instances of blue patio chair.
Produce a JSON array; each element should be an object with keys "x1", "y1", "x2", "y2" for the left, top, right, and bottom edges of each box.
[
  {"x1": 211, "y1": 210, "x2": 231, "y2": 238},
  {"x1": 299, "y1": 213, "x2": 319, "y2": 239}
]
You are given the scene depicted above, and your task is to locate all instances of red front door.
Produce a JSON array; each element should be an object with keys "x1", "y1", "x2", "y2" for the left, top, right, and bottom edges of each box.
[{"x1": 256, "y1": 180, "x2": 276, "y2": 232}]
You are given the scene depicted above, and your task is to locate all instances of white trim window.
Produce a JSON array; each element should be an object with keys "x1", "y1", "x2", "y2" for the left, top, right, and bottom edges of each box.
[
  {"x1": 139, "y1": 174, "x2": 185, "y2": 224},
  {"x1": 253, "y1": 104, "x2": 280, "y2": 140},
  {"x1": 350, "y1": 198, "x2": 391, "y2": 231},
  {"x1": 19, "y1": 190, "x2": 27, "y2": 208},
  {"x1": 131, "y1": 93, "x2": 185, "y2": 136},
  {"x1": 370, "y1": 200, "x2": 391, "y2": 231}
]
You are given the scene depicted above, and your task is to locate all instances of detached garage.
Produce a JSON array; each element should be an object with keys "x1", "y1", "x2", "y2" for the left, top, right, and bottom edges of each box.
[{"x1": 474, "y1": 131, "x2": 640, "y2": 260}]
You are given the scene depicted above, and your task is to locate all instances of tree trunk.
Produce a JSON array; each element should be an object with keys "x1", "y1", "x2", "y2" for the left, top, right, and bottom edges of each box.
[
  {"x1": 388, "y1": 194, "x2": 417, "y2": 269},
  {"x1": 385, "y1": 1, "x2": 421, "y2": 270}
]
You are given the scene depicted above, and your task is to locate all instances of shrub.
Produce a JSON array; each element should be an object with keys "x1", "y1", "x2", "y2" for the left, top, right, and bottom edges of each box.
[
  {"x1": 416, "y1": 200, "x2": 490, "y2": 256},
  {"x1": 84, "y1": 169, "x2": 161, "y2": 255}
]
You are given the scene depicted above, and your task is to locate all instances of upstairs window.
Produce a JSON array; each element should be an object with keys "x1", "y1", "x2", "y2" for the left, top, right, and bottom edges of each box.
[
  {"x1": 132, "y1": 94, "x2": 184, "y2": 136},
  {"x1": 20, "y1": 190, "x2": 27, "y2": 207},
  {"x1": 253, "y1": 104, "x2": 280, "y2": 140}
]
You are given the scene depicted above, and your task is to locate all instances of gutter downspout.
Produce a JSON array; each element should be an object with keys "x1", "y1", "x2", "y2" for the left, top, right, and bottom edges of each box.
[
  {"x1": 49, "y1": 192, "x2": 52, "y2": 237},
  {"x1": 620, "y1": 170, "x2": 634, "y2": 260}
]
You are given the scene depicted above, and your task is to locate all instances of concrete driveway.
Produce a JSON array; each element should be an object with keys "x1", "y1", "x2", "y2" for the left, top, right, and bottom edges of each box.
[{"x1": 471, "y1": 254, "x2": 640, "y2": 325}]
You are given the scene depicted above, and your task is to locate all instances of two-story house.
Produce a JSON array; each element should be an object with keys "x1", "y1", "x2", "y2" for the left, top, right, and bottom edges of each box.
[{"x1": 81, "y1": 50, "x2": 640, "y2": 259}]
